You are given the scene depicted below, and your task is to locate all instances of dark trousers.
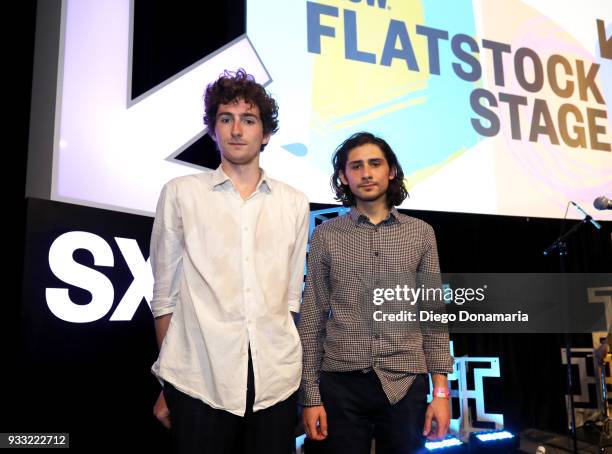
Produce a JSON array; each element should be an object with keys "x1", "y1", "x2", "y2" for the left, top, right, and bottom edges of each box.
[
  {"x1": 163, "y1": 352, "x2": 297, "y2": 454},
  {"x1": 317, "y1": 371, "x2": 428, "y2": 454}
]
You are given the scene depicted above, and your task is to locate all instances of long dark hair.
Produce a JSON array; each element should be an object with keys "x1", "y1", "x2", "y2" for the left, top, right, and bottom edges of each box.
[{"x1": 331, "y1": 132, "x2": 408, "y2": 207}]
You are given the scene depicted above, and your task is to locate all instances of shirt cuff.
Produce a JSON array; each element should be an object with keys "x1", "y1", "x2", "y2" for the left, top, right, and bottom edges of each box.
[
  {"x1": 288, "y1": 298, "x2": 301, "y2": 313},
  {"x1": 299, "y1": 384, "x2": 322, "y2": 406},
  {"x1": 151, "y1": 300, "x2": 176, "y2": 319},
  {"x1": 427, "y1": 360, "x2": 455, "y2": 375}
]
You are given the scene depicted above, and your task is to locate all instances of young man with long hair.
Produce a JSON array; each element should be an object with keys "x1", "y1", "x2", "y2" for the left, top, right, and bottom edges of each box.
[{"x1": 299, "y1": 132, "x2": 453, "y2": 454}]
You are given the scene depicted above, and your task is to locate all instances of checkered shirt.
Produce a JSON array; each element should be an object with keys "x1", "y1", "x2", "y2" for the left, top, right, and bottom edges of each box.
[{"x1": 299, "y1": 207, "x2": 454, "y2": 406}]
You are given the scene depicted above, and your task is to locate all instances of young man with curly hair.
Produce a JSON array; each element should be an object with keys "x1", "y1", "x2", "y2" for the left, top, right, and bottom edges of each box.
[
  {"x1": 299, "y1": 132, "x2": 453, "y2": 454},
  {"x1": 150, "y1": 69, "x2": 309, "y2": 454}
]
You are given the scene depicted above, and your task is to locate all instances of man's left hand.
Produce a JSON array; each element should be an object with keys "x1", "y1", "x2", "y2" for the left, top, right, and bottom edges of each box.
[{"x1": 422, "y1": 397, "x2": 450, "y2": 440}]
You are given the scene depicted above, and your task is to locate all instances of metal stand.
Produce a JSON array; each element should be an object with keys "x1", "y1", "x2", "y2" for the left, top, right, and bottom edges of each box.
[
  {"x1": 543, "y1": 218, "x2": 593, "y2": 453},
  {"x1": 593, "y1": 341, "x2": 611, "y2": 451}
]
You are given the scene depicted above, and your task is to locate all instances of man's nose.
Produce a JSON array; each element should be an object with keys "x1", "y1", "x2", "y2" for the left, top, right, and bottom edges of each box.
[
  {"x1": 361, "y1": 165, "x2": 373, "y2": 179},
  {"x1": 231, "y1": 120, "x2": 242, "y2": 136}
]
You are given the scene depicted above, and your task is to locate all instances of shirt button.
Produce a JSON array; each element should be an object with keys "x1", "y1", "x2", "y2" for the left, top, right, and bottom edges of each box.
[
  {"x1": 373, "y1": 334, "x2": 380, "y2": 339},
  {"x1": 245, "y1": 288, "x2": 250, "y2": 293},
  {"x1": 374, "y1": 252, "x2": 379, "y2": 257},
  {"x1": 244, "y1": 257, "x2": 249, "y2": 262}
]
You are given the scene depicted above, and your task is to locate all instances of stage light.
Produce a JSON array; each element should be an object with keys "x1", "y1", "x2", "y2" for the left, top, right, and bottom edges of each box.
[
  {"x1": 469, "y1": 430, "x2": 519, "y2": 453},
  {"x1": 295, "y1": 434, "x2": 306, "y2": 453},
  {"x1": 424, "y1": 436, "x2": 468, "y2": 452}
]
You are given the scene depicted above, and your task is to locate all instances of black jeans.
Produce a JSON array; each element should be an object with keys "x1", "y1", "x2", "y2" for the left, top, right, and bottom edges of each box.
[
  {"x1": 317, "y1": 370, "x2": 428, "y2": 454},
  {"x1": 163, "y1": 351, "x2": 297, "y2": 454}
]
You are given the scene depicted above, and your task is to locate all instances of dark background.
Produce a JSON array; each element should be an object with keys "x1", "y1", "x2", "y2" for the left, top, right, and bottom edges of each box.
[{"x1": 10, "y1": 1, "x2": 612, "y2": 452}]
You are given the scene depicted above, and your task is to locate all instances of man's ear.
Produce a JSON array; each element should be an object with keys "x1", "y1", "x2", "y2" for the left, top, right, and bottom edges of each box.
[
  {"x1": 389, "y1": 165, "x2": 397, "y2": 180},
  {"x1": 262, "y1": 133, "x2": 270, "y2": 146},
  {"x1": 339, "y1": 170, "x2": 348, "y2": 185}
]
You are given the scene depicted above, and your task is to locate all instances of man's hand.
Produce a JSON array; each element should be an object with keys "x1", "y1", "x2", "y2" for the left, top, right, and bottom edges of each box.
[
  {"x1": 422, "y1": 397, "x2": 450, "y2": 440},
  {"x1": 303, "y1": 405, "x2": 328, "y2": 440},
  {"x1": 153, "y1": 390, "x2": 171, "y2": 429}
]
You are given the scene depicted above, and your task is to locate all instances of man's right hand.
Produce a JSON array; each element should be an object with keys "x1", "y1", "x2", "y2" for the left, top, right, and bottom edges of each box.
[
  {"x1": 302, "y1": 405, "x2": 328, "y2": 440},
  {"x1": 153, "y1": 390, "x2": 171, "y2": 429}
]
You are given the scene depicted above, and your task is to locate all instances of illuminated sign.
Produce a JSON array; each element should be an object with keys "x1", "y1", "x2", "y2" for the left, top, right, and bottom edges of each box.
[
  {"x1": 46, "y1": 231, "x2": 152, "y2": 322},
  {"x1": 248, "y1": 0, "x2": 612, "y2": 218},
  {"x1": 53, "y1": 0, "x2": 269, "y2": 215},
  {"x1": 38, "y1": 1, "x2": 612, "y2": 218}
]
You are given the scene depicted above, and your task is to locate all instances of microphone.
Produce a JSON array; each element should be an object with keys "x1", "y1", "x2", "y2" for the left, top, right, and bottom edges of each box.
[
  {"x1": 571, "y1": 201, "x2": 601, "y2": 230},
  {"x1": 593, "y1": 196, "x2": 612, "y2": 210}
]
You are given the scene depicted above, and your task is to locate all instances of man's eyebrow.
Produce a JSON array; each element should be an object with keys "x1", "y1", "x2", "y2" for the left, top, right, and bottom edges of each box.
[
  {"x1": 347, "y1": 158, "x2": 383, "y2": 164},
  {"x1": 216, "y1": 111, "x2": 259, "y2": 118}
]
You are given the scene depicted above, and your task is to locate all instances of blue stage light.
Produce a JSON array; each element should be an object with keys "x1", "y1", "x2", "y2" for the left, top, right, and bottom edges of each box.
[
  {"x1": 424, "y1": 436, "x2": 468, "y2": 452},
  {"x1": 469, "y1": 429, "x2": 519, "y2": 453},
  {"x1": 474, "y1": 430, "x2": 514, "y2": 442},
  {"x1": 425, "y1": 438, "x2": 462, "y2": 449}
]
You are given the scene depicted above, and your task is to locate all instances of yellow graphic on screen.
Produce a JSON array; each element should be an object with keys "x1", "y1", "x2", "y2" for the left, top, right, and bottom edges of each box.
[{"x1": 310, "y1": 0, "x2": 430, "y2": 133}]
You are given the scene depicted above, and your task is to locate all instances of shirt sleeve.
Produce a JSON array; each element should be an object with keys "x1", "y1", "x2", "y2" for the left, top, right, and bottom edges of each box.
[
  {"x1": 418, "y1": 224, "x2": 454, "y2": 375},
  {"x1": 298, "y1": 226, "x2": 331, "y2": 406},
  {"x1": 287, "y1": 194, "x2": 310, "y2": 313},
  {"x1": 149, "y1": 181, "x2": 184, "y2": 319}
]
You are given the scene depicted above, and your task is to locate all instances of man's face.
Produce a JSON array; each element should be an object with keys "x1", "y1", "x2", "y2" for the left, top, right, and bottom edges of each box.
[
  {"x1": 212, "y1": 98, "x2": 270, "y2": 166},
  {"x1": 339, "y1": 143, "x2": 396, "y2": 204}
]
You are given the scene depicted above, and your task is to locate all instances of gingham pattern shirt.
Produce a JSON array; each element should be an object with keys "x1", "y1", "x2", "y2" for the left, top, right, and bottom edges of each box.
[{"x1": 299, "y1": 207, "x2": 454, "y2": 406}]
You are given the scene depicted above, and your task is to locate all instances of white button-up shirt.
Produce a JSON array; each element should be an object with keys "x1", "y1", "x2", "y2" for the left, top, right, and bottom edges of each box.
[{"x1": 150, "y1": 166, "x2": 310, "y2": 416}]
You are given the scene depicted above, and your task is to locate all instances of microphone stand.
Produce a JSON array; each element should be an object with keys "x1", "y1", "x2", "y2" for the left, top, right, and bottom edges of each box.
[
  {"x1": 543, "y1": 217, "x2": 592, "y2": 454},
  {"x1": 543, "y1": 217, "x2": 591, "y2": 258},
  {"x1": 594, "y1": 340, "x2": 612, "y2": 450}
]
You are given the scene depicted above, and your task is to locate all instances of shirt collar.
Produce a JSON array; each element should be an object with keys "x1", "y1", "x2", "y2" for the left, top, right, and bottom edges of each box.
[
  {"x1": 348, "y1": 206, "x2": 402, "y2": 225},
  {"x1": 210, "y1": 165, "x2": 272, "y2": 193}
]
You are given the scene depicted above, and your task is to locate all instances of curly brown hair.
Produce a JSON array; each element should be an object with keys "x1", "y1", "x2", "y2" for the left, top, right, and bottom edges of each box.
[{"x1": 203, "y1": 69, "x2": 279, "y2": 150}]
